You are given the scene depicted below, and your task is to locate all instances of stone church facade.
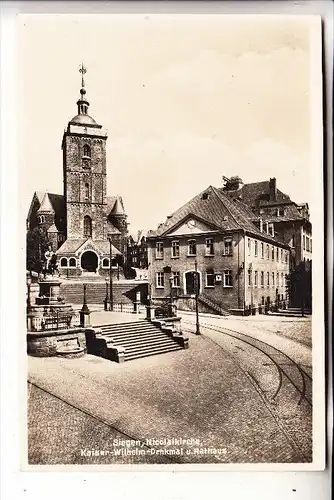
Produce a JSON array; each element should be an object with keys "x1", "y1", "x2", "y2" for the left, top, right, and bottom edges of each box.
[{"x1": 27, "y1": 67, "x2": 128, "y2": 278}]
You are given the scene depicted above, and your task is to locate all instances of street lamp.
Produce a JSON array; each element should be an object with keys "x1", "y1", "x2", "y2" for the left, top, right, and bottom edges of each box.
[
  {"x1": 194, "y1": 261, "x2": 200, "y2": 335},
  {"x1": 169, "y1": 275, "x2": 174, "y2": 317},
  {"x1": 108, "y1": 237, "x2": 113, "y2": 311}
]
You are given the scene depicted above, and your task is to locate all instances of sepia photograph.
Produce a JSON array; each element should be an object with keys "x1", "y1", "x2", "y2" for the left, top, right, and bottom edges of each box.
[{"x1": 19, "y1": 13, "x2": 325, "y2": 469}]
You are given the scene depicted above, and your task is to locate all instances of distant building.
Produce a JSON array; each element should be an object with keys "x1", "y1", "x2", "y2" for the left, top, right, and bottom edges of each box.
[
  {"x1": 127, "y1": 230, "x2": 148, "y2": 269},
  {"x1": 26, "y1": 67, "x2": 128, "y2": 278},
  {"x1": 221, "y1": 176, "x2": 312, "y2": 268},
  {"x1": 147, "y1": 185, "x2": 290, "y2": 314}
]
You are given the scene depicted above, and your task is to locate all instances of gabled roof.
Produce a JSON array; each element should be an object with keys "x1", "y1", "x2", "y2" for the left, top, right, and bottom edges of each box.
[
  {"x1": 56, "y1": 238, "x2": 121, "y2": 256},
  {"x1": 148, "y1": 185, "x2": 285, "y2": 244},
  {"x1": 220, "y1": 181, "x2": 290, "y2": 207}
]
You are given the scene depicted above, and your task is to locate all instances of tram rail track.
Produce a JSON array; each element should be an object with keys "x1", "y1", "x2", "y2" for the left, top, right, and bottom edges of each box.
[{"x1": 182, "y1": 320, "x2": 312, "y2": 407}]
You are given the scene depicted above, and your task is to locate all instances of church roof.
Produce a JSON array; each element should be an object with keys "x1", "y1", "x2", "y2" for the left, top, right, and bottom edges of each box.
[
  {"x1": 47, "y1": 224, "x2": 58, "y2": 233},
  {"x1": 110, "y1": 197, "x2": 126, "y2": 215},
  {"x1": 37, "y1": 192, "x2": 55, "y2": 213},
  {"x1": 56, "y1": 238, "x2": 121, "y2": 256},
  {"x1": 69, "y1": 114, "x2": 97, "y2": 126}
]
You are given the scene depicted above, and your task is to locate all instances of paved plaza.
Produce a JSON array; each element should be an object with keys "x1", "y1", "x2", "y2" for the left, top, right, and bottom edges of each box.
[{"x1": 27, "y1": 312, "x2": 312, "y2": 465}]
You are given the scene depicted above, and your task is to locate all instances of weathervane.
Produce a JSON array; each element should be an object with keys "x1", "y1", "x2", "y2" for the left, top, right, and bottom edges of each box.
[{"x1": 79, "y1": 63, "x2": 87, "y2": 88}]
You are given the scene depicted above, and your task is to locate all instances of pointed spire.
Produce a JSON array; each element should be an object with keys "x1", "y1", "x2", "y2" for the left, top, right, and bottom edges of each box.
[
  {"x1": 77, "y1": 63, "x2": 90, "y2": 116},
  {"x1": 111, "y1": 197, "x2": 126, "y2": 216},
  {"x1": 37, "y1": 192, "x2": 54, "y2": 213}
]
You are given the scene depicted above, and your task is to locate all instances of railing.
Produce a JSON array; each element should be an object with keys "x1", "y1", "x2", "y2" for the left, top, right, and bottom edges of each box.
[
  {"x1": 112, "y1": 303, "x2": 135, "y2": 314},
  {"x1": 198, "y1": 294, "x2": 230, "y2": 316},
  {"x1": 41, "y1": 311, "x2": 80, "y2": 331}
]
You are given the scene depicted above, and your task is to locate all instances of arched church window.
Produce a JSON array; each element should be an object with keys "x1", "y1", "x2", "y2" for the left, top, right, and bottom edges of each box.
[
  {"x1": 83, "y1": 144, "x2": 91, "y2": 158},
  {"x1": 102, "y1": 258, "x2": 110, "y2": 268},
  {"x1": 60, "y1": 257, "x2": 68, "y2": 268},
  {"x1": 84, "y1": 183, "x2": 90, "y2": 200},
  {"x1": 83, "y1": 215, "x2": 92, "y2": 237},
  {"x1": 69, "y1": 258, "x2": 76, "y2": 267},
  {"x1": 38, "y1": 215, "x2": 45, "y2": 224}
]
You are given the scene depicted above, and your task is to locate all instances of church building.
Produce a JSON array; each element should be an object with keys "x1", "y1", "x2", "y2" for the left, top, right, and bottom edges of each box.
[{"x1": 26, "y1": 66, "x2": 128, "y2": 278}]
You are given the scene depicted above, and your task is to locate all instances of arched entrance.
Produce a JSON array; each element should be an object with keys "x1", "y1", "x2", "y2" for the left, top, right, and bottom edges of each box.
[
  {"x1": 185, "y1": 271, "x2": 200, "y2": 295},
  {"x1": 81, "y1": 251, "x2": 98, "y2": 273}
]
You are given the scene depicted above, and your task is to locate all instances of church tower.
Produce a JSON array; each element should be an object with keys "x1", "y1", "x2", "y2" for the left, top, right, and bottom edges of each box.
[{"x1": 62, "y1": 64, "x2": 108, "y2": 241}]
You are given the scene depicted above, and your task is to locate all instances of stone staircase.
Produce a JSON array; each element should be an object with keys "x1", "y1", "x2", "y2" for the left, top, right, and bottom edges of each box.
[
  {"x1": 198, "y1": 293, "x2": 230, "y2": 316},
  {"x1": 60, "y1": 281, "x2": 148, "y2": 305},
  {"x1": 86, "y1": 320, "x2": 185, "y2": 362}
]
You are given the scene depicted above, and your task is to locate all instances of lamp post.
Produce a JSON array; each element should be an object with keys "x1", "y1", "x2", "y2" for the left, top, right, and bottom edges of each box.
[
  {"x1": 108, "y1": 237, "x2": 113, "y2": 311},
  {"x1": 169, "y1": 275, "x2": 174, "y2": 317},
  {"x1": 194, "y1": 261, "x2": 200, "y2": 335}
]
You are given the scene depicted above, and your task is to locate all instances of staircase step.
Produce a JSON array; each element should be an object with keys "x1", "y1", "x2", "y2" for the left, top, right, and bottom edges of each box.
[
  {"x1": 124, "y1": 345, "x2": 183, "y2": 361},
  {"x1": 123, "y1": 338, "x2": 179, "y2": 352},
  {"x1": 104, "y1": 332, "x2": 171, "y2": 344}
]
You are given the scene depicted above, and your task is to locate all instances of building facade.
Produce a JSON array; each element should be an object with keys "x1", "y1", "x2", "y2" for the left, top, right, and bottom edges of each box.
[
  {"x1": 26, "y1": 67, "x2": 128, "y2": 278},
  {"x1": 147, "y1": 185, "x2": 290, "y2": 314},
  {"x1": 221, "y1": 176, "x2": 312, "y2": 268}
]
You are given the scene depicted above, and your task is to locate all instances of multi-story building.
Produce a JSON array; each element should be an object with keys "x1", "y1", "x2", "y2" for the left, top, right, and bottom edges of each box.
[
  {"x1": 26, "y1": 67, "x2": 128, "y2": 278},
  {"x1": 147, "y1": 185, "x2": 290, "y2": 314},
  {"x1": 221, "y1": 176, "x2": 312, "y2": 268},
  {"x1": 127, "y1": 230, "x2": 148, "y2": 269}
]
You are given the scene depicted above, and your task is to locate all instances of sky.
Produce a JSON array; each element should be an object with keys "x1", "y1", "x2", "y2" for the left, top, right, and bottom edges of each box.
[{"x1": 19, "y1": 14, "x2": 321, "y2": 233}]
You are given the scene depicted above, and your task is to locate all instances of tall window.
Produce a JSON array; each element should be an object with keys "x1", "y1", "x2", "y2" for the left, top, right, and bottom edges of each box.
[
  {"x1": 291, "y1": 234, "x2": 295, "y2": 247},
  {"x1": 303, "y1": 235, "x2": 306, "y2": 250},
  {"x1": 155, "y1": 242, "x2": 163, "y2": 259},
  {"x1": 272, "y1": 272, "x2": 275, "y2": 286},
  {"x1": 248, "y1": 269, "x2": 252, "y2": 286},
  {"x1": 206, "y1": 269, "x2": 215, "y2": 287},
  {"x1": 83, "y1": 144, "x2": 91, "y2": 158},
  {"x1": 223, "y1": 238, "x2": 232, "y2": 256},
  {"x1": 205, "y1": 238, "x2": 214, "y2": 256},
  {"x1": 248, "y1": 238, "x2": 251, "y2": 256},
  {"x1": 281, "y1": 272, "x2": 284, "y2": 287},
  {"x1": 272, "y1": 246, "x2": 275, "y2": 260},
  {"x1": 285, "y1": 251, "x2": 288, "y2": 263},
  {"x1": 277, "y1": 272, "x2": 279, "y2": 287},
  {"x1": 156, "y1": 272, "x2": 164, "y2": 288},
  {"x1": 171, "y1": 271, "x2": 180, "y2": 288},
  {"x1": 260, "y1": 271, "x2": 264, "y2": 287},
  {"x1": 223, "y1": 270, "x2": 232, "y2": 287},
  {"x1": 281, "y1": 248, "x2": 283, "y2": 262},
  {"x1": 254, "y1": 271, "x2": 258, "y2": 287},
  {"x1": 266, "y1": 244, "x2": 270, "y2": 259},
  {"x1": 276, "y1": 247, "x2": 279, "y2": 261},
  {"x1": 267, "y1": 272, "x2": 270, "y2": 286},
  {"x1": 254, "y1": 240, "x2": 258, "y2": 257},
  {"x1": 171, "y1": 240, "x2": 180, "y2": 258},
  {"x1": 83, "y1": 215, "x2": 92, "y2": 237},
  {"x1": 84, "y1": 182, "x2": 90, "y2": 201},
  {"x1": 260, "y1": 242, "x2": 264, "y2": 258},
  {"x1": 188, "y1": 239, "x2": 196, "y2": 256}
]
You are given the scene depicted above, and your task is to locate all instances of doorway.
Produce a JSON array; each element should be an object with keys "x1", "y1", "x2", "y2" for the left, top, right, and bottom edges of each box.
[{"x1": 81, "y1": 251, "x2": 98, "y2": 272}]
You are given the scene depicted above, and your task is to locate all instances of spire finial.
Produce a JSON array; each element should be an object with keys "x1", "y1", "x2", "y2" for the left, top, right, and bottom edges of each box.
[{"x1": 79, "y1": 62, "x2": 87, "y2": 89}]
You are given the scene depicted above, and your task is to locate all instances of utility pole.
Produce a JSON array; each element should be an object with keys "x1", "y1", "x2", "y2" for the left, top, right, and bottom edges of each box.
[{"x1": 194, "y1": 261, "x2": 200, "y2": 335}]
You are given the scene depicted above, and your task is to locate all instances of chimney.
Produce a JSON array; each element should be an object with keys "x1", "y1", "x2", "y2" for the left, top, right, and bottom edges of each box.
[{"x1": 269, "y1": 178, "x2": 277, "y2": 201}]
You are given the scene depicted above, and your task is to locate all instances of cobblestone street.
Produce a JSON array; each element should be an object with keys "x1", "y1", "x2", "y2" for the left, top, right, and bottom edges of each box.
[{"x1": 27, "y1": 313, "x2": 313, "y2": 466}]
